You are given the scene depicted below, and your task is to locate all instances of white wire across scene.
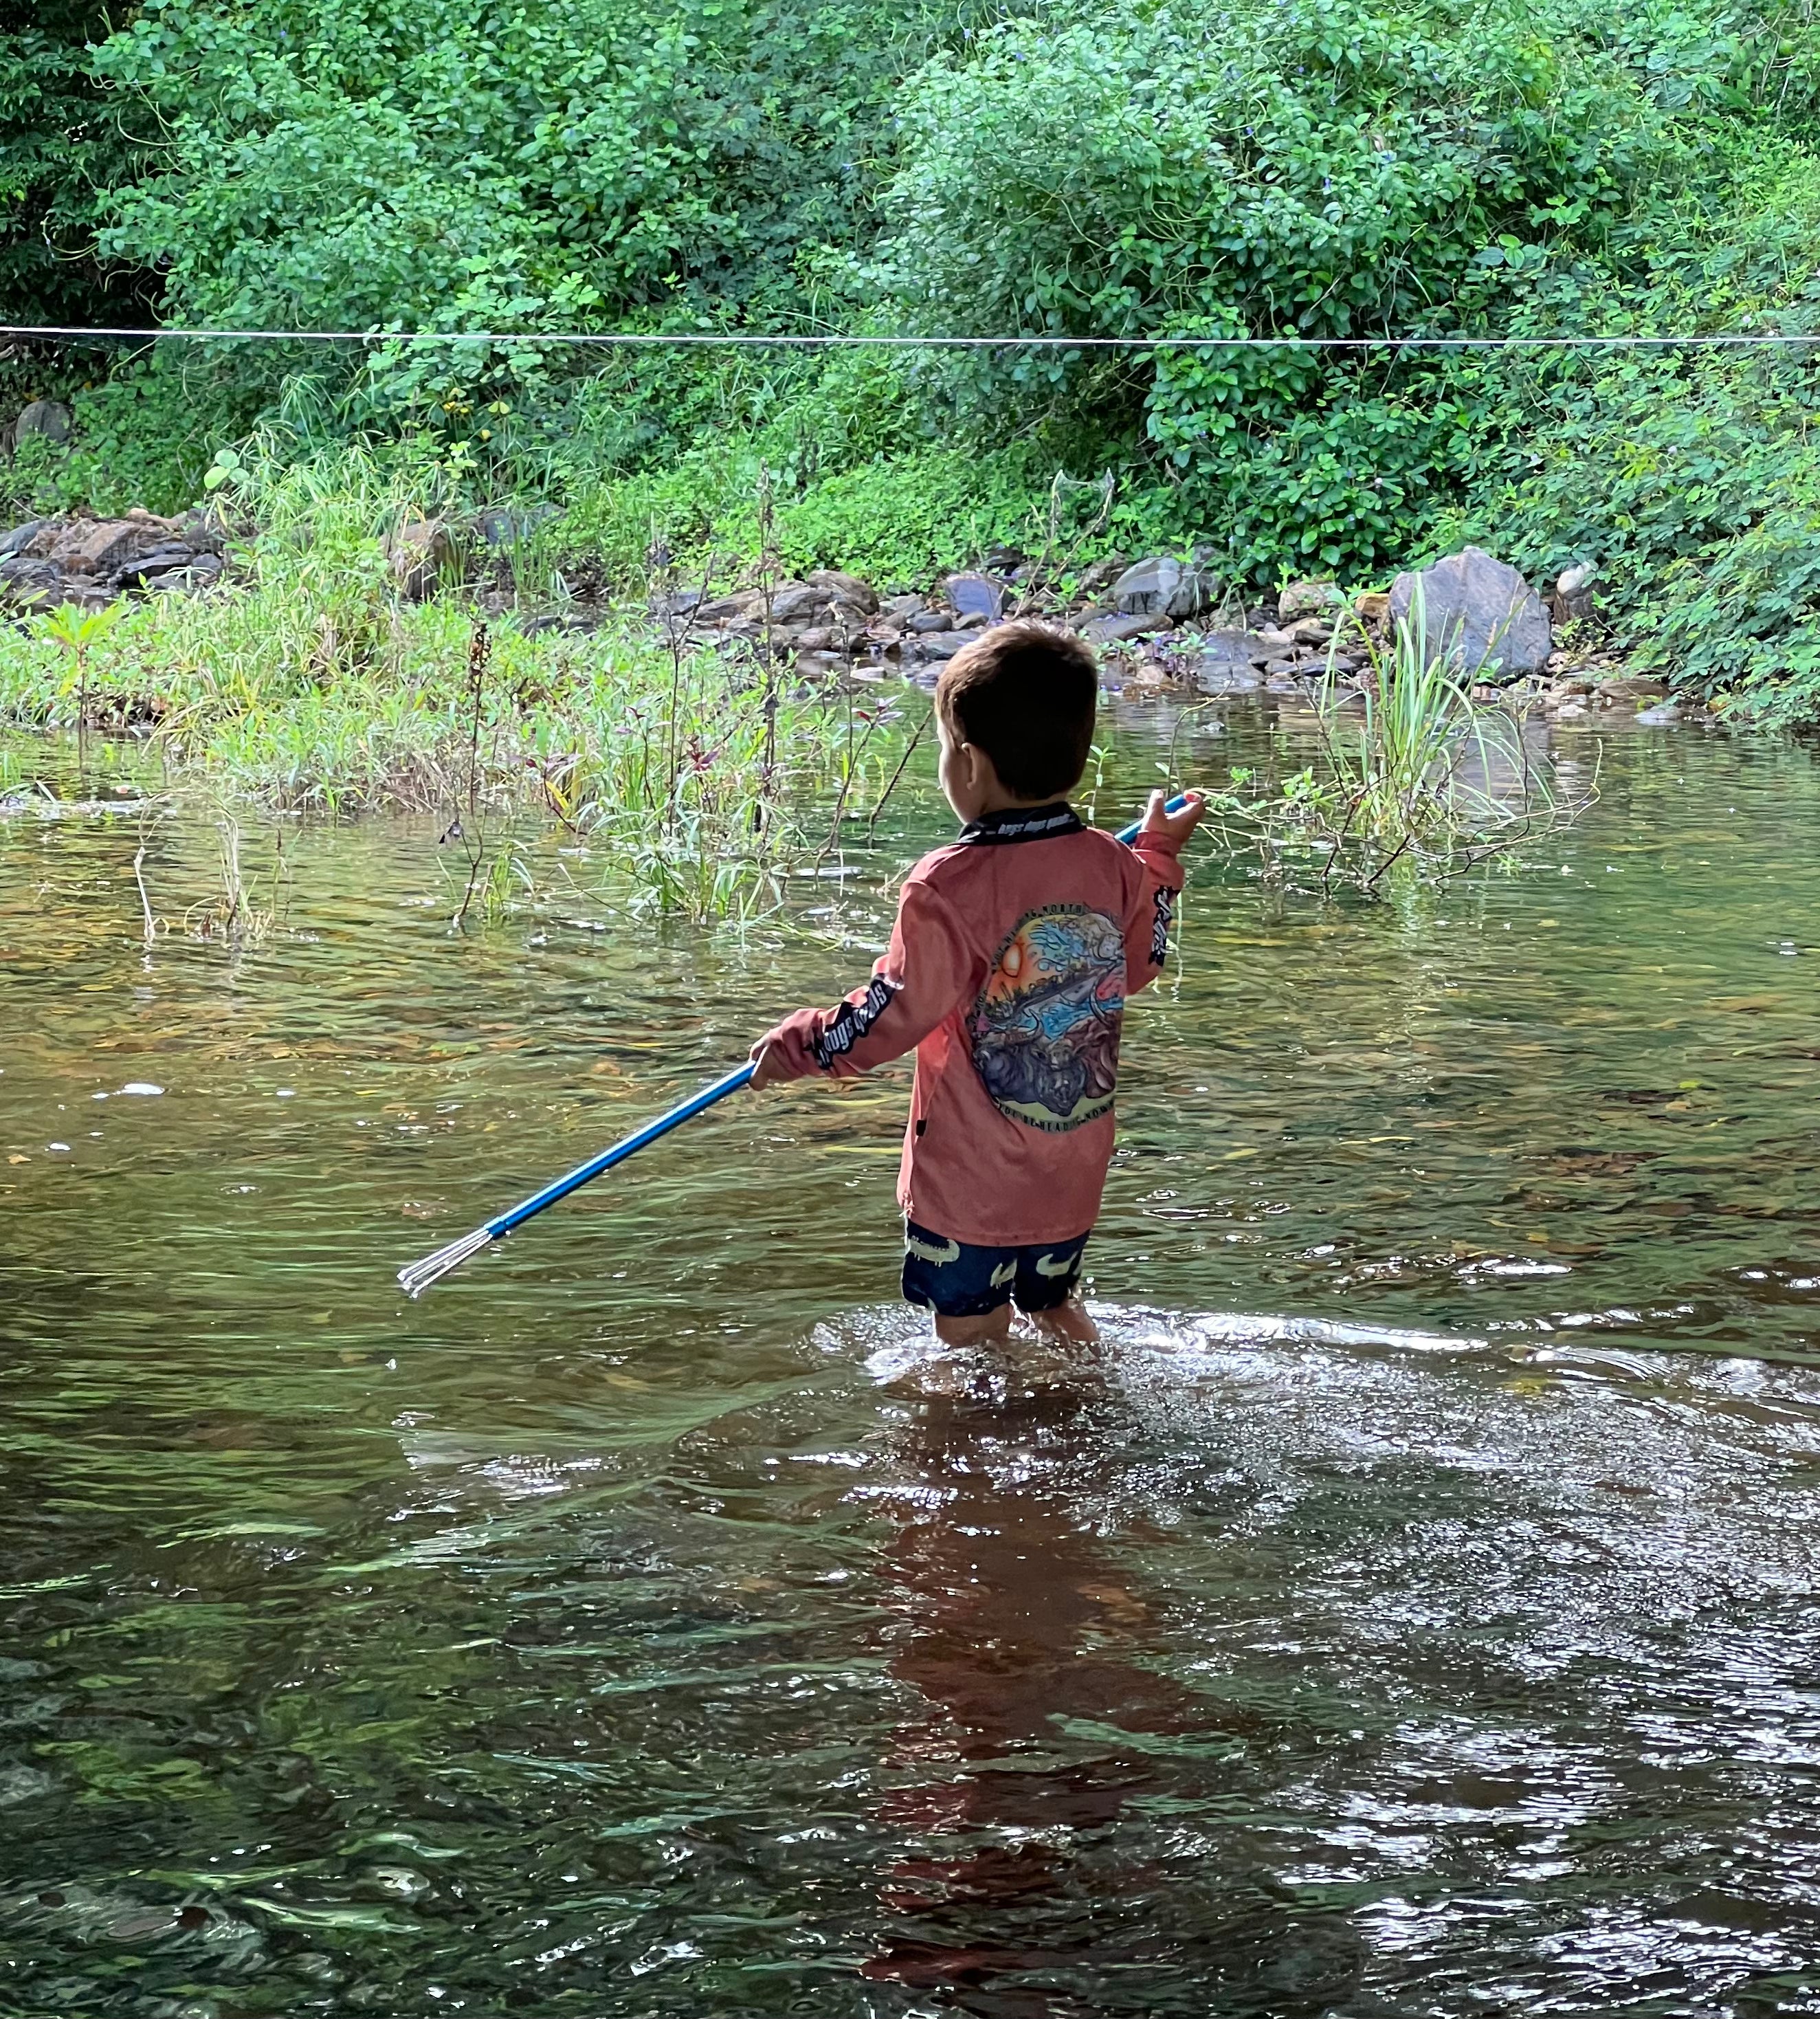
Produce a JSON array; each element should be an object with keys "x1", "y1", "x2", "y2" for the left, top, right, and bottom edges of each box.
[{"x1": 0, "y1": 323, "x2": 1817, "y2": 351}]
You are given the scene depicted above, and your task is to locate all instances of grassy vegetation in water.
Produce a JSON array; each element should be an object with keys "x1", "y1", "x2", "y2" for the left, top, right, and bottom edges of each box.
[
  {"x1": 0, "y1": 445, "x2": 921, "y2": 918},
  {"x1": 1178, "y1": 595, "x2": 1591, "y2": 898}
]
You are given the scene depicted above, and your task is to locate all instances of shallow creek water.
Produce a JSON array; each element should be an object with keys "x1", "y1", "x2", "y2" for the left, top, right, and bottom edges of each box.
[{"x1": 3, "y1": 710, "x2": 1820, "y2": 2017}]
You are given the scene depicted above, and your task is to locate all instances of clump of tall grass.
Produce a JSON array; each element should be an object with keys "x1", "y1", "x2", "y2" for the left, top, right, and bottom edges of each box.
[
  {"x1": 0, "y1": 439, "x2": 904, "y2": 918},
  {"x1": 1198, "y1": 592, "x2": 1592, "y2": 896}
]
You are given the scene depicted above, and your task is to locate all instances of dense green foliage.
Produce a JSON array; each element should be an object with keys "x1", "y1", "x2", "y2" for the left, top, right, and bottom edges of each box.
[
  {"x1": 0, "y1": 4, "x2": 140, "y2": 325},
  {"x1": 0, "y1": 2, "x2": 154, "y2": 419},
  {"x1": 2, "y1": 0, "x2": 1819, "y2": 710}
]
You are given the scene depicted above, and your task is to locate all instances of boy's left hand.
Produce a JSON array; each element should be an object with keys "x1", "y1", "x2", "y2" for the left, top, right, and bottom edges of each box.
[
  {"x1": 748, "y1": 1008, "x2": 822, "y2": 1089},
  {"x1": 1139, "y1": 788, "x2": 1207, "y2": 848}
]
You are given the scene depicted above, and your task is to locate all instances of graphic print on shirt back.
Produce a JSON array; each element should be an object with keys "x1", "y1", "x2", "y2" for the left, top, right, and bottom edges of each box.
[{"x1": 968, "y1": 905, "x2": 1126, "y2": 1132}]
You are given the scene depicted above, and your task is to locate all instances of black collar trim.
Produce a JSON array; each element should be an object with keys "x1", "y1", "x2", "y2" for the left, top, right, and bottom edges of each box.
[{"x1": 956, "y1": 801, "x2": 1084, "y2": 846}]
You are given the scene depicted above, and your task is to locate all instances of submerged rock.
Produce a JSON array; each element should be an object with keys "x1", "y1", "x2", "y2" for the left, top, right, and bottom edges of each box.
[{"x1": 1389, "y1": 547, "x2": 1551, "y2": 678}]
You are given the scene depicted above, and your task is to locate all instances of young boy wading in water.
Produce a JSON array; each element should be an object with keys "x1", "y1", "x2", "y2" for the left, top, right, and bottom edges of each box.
[{"x1": 751, "y1": 622, "x2": 1205, "y2": 1345}]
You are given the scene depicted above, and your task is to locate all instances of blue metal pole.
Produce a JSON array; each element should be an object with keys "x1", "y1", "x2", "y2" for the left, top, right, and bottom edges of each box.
[{"x1": 487, "y1": 1062, "x2": 757, "y2": 1237}]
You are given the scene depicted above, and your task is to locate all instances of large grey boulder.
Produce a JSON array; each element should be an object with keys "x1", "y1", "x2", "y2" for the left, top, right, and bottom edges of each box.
[
  {"x1": 1388, "y1": 547, "x2": 1551, "y2": 678},
  {"x1": 12, "y1": 400, "x2": 72, "y2": 453},
  {"x1": 1113, "y1": 554, "x2": 1214, "y2": 621}
]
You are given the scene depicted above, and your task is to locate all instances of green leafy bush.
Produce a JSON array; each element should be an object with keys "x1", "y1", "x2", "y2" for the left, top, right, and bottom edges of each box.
[{"x1": 3, "y1": 0, "x2": 1820, "y2": 711}]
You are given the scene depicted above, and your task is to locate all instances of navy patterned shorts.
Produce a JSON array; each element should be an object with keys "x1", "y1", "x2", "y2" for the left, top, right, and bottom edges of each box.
[{"x1": 901, "y1": 1219, "x2": 1090, "y2": 1318}]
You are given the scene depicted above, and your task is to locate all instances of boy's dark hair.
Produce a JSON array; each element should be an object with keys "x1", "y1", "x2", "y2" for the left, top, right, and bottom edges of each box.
[{"x1": 935, "y1": 621, "x2": 1098, "y2": 800}]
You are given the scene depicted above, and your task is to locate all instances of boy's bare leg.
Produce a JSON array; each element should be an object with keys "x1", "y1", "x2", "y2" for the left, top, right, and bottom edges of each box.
[
  {"x1": 933, "y1": 1305, "x2": 1017, "y2": 1349},
  {"x1": 1020, "y1": 1293, "x2": 1100, "y2": 1345}
]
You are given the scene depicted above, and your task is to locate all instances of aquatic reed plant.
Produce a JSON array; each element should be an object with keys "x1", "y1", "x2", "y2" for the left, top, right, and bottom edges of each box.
[{"x1": 1191, "y1": 590, "x2": 1592, "y2": 898}]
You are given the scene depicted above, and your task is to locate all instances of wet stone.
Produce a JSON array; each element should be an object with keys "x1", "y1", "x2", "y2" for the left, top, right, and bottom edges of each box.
[
  {"x1": 909, "y1": 631, "x2": 970, "y2": 661},
  {"x1": 946, "y1": 572, "x2": 1006, "y2": 623},
  {"x1": 1082, "y1": 610, "x2": 1170, "y2": 646}
]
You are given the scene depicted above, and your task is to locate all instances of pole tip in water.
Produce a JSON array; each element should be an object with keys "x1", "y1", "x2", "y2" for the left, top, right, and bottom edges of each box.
[{"x1": 397, "y1": 1224, "x2": 496, "y2": 1299}]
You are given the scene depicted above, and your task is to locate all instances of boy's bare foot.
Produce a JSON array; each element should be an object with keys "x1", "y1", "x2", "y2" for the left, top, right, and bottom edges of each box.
[{"x1": 1021, "y1": 1294, "x2": 1100, "y2": 1345}]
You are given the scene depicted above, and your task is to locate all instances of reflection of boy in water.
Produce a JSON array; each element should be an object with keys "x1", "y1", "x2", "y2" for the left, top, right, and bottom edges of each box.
[
  {"x1": 752, "y1": 623, "x2": 1204, "y2": 1345},
  {"x1": 863, "y1": 1384, "x2": 1226, "y2": 2011}
]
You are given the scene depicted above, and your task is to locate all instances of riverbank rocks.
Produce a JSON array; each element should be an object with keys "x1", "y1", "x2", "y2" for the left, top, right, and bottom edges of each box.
[
  {"x1": 1198, "y1": 630, "x2": 1269, "y2": 692},
  {"x1": 656, "y1": 549, "x2": 1413, "y2": 690},
  {"x1": 1113, "y1": 553, "x2": 1216, "y2": 621},
  {"x1": 1390, "y1": 547, "x2": 1552, "y2": 678},
  {"x1": 1083, "y1": 610, "x2": 1171, "y2": 646},
  {"x1": 1277, "y1": 578, "x2": 1343, "y2": 624},
  {"x1": 806, "y1": 568, "x2": 878, "y2": 613},
  {"x1": 0, "y1": 510, "x2": 225, "y2": 610}
]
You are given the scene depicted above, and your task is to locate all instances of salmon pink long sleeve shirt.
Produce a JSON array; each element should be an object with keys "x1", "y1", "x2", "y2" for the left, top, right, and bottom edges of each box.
[{"x1": 760, "y1": 801, "x2": 1186, "y2": 1246}]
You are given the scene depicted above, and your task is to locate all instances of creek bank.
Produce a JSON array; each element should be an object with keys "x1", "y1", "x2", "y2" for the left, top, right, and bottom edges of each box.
[
  {"x1": 0, "y1": 509, "x2": 225, "y2": 606},
  {"x1": 650, "y1": 547, "x2": 1694, "y2": 723},
  {"x1": 0, "y1": 501, "x2": 1698, "y2": 724}
]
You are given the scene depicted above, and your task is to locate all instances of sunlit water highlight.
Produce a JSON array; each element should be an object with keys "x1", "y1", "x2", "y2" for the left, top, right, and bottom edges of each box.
[{"x1": 3, "y1": 711, "x2": 1820, "y2": 2015}]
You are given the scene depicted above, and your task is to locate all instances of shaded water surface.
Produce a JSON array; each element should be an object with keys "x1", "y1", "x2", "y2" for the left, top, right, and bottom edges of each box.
[{"x1": 3, "y1": 716, "x2": 1820, "y2": 2016}]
